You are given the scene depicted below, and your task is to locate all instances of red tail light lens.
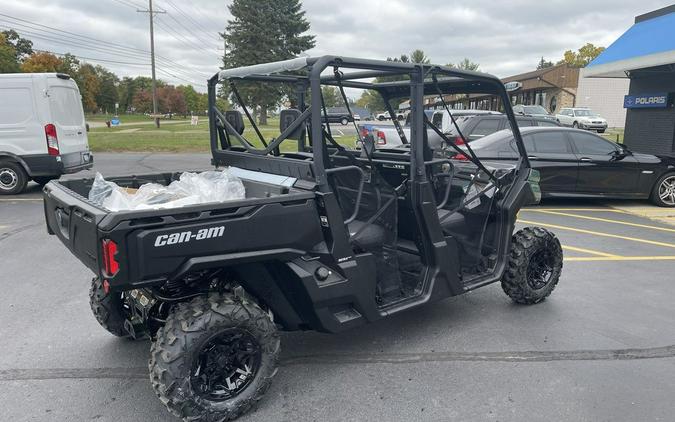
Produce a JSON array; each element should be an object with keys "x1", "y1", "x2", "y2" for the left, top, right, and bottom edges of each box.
[
  {"x1": 453, "y1": 136, "x2": 465, "y2": 145},
  {"x1": 102, "y1": 239, "x2": 119, "y2": 276},
  {"x1": 45, "y1": 124, "x2": 60, "y2": 156},
  {"x1": 376, "y1": 130, "x2": 386, "y2": 145},
  {"x1": 452, "y1": 153, "x2": 469, "y2": 161}
]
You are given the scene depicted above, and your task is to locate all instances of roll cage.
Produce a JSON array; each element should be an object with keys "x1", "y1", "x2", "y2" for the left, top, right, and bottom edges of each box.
[{"x1": 207, "y1": 55, "x2": 531, "y2": 189}]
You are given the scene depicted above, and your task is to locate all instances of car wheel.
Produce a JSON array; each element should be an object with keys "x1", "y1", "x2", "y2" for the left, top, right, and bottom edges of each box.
[
  {"x1": 0, "y1": 160, "x2": 28, "y2": 195},
  {"x1": 651, "y1": 172, "x2": 675, "y2": 207},
  {"x1": 572, "y1": 121, "x2": 578, "y2": 129},
  {"x1": 341, "y1": 117, "x2": 349, "y2": 125},
  {"x1": 377, "y1": 116, "x2": 385, "y2": 121}
]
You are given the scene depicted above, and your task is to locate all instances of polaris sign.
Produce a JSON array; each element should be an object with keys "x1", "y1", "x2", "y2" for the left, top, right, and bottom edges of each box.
[
  {"x1": 504, "y1": 81, "x2": 522, "y2": 92},
  {"x1": 623, "y1": 93, "x2": 670, "y2": 109}
]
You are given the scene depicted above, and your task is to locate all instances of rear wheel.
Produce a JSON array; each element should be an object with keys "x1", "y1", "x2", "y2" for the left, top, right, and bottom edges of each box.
[
  {"x1": 501, "y1": 227, "x2": 563, "y2": 304},
  {"x1": 150, "y1": 293, "x2": 279, "y2": 422},
  {"x1": 0, "y1": 160, "x2": 28, "y2": 195},
  {"x1": 89, "y1": 277, "x2": 130, "y2": 337},
  {"x1": 340, "y1": 117, "x2": 349, "y2": 125},
  {"x1": 572, "y1": 121, "x2": 578, "y2": 128},
  {"x1": 651, "y1": 172, "x2": 675, "y2": 207}
]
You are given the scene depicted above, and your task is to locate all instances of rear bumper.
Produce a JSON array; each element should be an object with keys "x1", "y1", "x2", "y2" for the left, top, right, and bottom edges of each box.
[{"x1": 23, "y1": 152, "x2": 93, "y2": 177}]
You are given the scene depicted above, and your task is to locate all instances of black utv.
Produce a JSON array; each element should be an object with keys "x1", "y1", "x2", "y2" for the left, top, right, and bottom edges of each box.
[{"x1": 43, "y1": 56, "x2": 563, "y2": 421}]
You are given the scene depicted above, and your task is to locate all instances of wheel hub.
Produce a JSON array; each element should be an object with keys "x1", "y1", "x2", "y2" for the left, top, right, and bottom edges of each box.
[
  {"x1": 526, "y1": 249, "x2": 555, "y2": 290},
  {"x1": 0, "y1": 168, "x2": 18, "y2": 190},
  {"x1": 191, "y1": 329, "x2": 261, "y2": 401},
  {"x1": 659, "y1": 176, "x2": 675, "y2": 206}
]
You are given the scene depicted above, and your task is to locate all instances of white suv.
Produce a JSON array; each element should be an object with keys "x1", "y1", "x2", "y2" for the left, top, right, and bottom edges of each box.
[{"x1": 555, "y1": 107, "x2": 608, "y2": 133}]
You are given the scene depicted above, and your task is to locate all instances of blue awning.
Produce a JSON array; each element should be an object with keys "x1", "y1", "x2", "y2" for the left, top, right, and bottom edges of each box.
[{"x1": 585, "y1": 11, "x2": 675, "y2": 78}]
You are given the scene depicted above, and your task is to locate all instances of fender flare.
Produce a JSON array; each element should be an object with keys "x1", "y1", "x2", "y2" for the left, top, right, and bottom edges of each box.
[{"x1": 0, "y1": 152, "x2": 32, "y2": 176}]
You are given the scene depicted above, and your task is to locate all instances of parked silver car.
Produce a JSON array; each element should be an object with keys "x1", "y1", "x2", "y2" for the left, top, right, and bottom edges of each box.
[{"x1": 555, "y1": 107, "x2": 608, "y2": 133}]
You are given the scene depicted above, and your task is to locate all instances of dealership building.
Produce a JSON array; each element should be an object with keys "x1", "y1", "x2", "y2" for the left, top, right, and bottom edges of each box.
[
  {"x1": 584, "y1": 4, "x2": 675, "y2": 156},
  {"x1": 422, "y1": 63, "x2": 629, "y2": 128}
]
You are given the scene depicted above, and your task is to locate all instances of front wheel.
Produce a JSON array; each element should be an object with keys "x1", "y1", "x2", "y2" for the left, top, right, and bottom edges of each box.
[
  {"x1": 652, "y1": 173, "x2": 675, "y2": 207},
  {"x1": 572, "y1": 121, "x2": 578, "y2": 129},
  {"x1": 150, "y1": 293, "x2": 279, "y2": 422},
  {"x1": 340, "y1": 117, "x2": 349, "y2": 125},
  {"x1": 501, "y1": 227, "x2": 563, "y2": 305}
]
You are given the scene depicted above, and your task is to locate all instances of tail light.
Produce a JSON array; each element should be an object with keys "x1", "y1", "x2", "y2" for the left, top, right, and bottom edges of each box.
[
  {"x1": 45, "y1": 124, "x2": 60, "y2": 156},
  {"x1": 376, "y1": 130, "x2": 386, "y2": 145},
  {"x1": 102, "y1": 239, "x2": 119, "y2": 276},
  {"x1": 452, "y1": 153, "x2": 469, "y2": 161},
  {"x1": 453, "y1": 136, "x2": 465, "y2": 145}
]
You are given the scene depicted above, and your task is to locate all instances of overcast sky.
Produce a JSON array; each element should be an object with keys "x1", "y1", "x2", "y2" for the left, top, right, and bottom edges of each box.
[{"x1": 1, "y1": 0, "x2": 671, "y2": 92}]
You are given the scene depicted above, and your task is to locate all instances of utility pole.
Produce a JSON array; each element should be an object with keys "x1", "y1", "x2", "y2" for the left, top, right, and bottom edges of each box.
[{"x1": 137, "y1": 0, "x2": 165, "y2": 128}]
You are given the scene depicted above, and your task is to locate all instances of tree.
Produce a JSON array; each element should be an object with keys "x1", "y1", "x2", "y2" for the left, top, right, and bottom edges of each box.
[
  {"x1": 321, "y1": 86, "x2": 340, "y2": 108},
  {"x1": 177, "y1": 85, "x2": 200, "y2": 115},
  {"x1": 21, "y1": 52, "x2": 62, "y2": 73},
  {"x1": 558, "y1": 43, "x2": 605, "y2": 67},
  {"x1": 94, "y1": 66, "x2": 119, "y2": 113},
  {"x1": 77, "y1": 64, "x2": 101, "y2": 113},
  {"x1": 221, "y1": 0, "x2": 315, "y2": 124},
  {"x1": 356, "y1": 90, "x2": 384, "y2": 115},
  {"x1": 132, "y1": 89, "x2": 153, "y2": 113},
  {"x1": 451, "y1": 58, "x2": 480, "y2": 71},
  {"x1": 537, "y1": 56, "x2": 554, "y2": 70},
  {"x1": 56, "y1": 53, "x2": 80, "y2": 76},
  {"x1": 0, "y1": 33, "x2": 20, "y2": 73},
  {"x1": 1, "y1": 30, "x2": 33, "y2": 62},
  {"x1": 409, "y1": 49, "x2": 430, "y2": 64}
]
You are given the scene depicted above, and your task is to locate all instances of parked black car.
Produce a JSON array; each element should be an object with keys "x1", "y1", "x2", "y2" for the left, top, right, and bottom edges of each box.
[
  {"x1": 444, "y1": 114, "x2": 561, "y2": 144},
  {"x1": 453, "y1": 127, "x2": 675, "y2": 207}
]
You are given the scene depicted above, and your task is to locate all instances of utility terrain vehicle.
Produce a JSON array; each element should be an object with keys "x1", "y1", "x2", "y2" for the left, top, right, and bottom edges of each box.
[{"x1": 43, "y1": 56, "x2": 563, "y2": 421}]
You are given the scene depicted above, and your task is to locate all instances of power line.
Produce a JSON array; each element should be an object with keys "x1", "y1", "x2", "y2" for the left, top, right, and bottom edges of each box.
[
  {"x1": 158, "y1": 0, "x2": 219, "y2": 48},
  {"x1": 0, "y1": 12, "x2": 211, "y2": 77},
  {"x1": 154, "y1": 17, "x2": 219, "y2": 58},
  {"x1": 35, "y1": 49, "x2": 150, "y2": 66}
]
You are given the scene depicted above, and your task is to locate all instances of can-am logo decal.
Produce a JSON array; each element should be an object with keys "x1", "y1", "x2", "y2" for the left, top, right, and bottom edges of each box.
[{"x1": 154, "y1": 226, "x2": 225, "y2": 247}]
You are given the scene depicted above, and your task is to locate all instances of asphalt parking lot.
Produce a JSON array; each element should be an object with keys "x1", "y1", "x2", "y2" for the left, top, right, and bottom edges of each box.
[{"x1": 1, "y1": 153, "x2": 675, "y2": 422}]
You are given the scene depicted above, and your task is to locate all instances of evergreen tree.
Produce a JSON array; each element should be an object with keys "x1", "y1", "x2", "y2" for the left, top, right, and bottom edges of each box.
[
  {"x1": 321, "y1": 86, "x2": 340, "y2": 108},
  {"x1": 221, "y1": 0, "x2": 315, "y2": 124},
  {"x1": 537, "y1": 57, "x2": 554, "y2": 70}
]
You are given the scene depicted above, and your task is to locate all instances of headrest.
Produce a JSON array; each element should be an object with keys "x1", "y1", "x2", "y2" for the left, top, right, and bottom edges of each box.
[
  {"x1": 224, "y1": 111, "x2": 245, "y2": 135},
  {"x1": 279, "y1": 109, "x2": 305, "y2": 140}
]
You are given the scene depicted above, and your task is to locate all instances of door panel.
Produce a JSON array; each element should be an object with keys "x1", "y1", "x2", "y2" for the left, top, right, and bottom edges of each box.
[
  {"x1": 570, "y1": 132, "x2": 641, "y2": 194},
  {"x1": 0, "y1": 80, "x2": 43, "y2": 156},
  {"x1": 47, "y1": 81, "x2": 89, "y2": 155},
  {"x1": 527, "y1": 132, "x2": 578, "y2": 194}
]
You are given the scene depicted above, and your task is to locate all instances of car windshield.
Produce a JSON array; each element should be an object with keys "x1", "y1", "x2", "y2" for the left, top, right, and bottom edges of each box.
[
  {"x1": 523, "y1": 105, "x2": 548, "y2": 115},
  {"x1": 463, "y1": 128, "x2": 512, "y2": 150},
  {"x1": 574, "y1": 109, "x2": 595, "y2": 116}
]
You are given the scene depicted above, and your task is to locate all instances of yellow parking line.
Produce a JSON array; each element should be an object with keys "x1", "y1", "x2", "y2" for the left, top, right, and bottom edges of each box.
[
  {"x1": 566, "y1": 256, "x2": 675, "y2": 262},
  {"x1": 526, "y1": 208, "x2": 627, "y2": 213},
  {"x1": 526, "y1": 210, "x2": 675, "y2": 233},
  {"x1": 518, "y1": 219, "x2": 675, "y2": 249},
  {"x1": 561, "y1": 245, "x2": 618, "y2": 257}
]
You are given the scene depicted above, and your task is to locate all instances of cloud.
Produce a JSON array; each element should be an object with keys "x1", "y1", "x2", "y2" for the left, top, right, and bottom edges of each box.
[{"x1": 1, "y1": 0, "x2": 671, "y2": 92}]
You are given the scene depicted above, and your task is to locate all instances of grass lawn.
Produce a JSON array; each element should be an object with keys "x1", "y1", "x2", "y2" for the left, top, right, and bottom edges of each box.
[
  {"x1": 87, "y1": 118, "x2": 356, "y2": 152},
  {"x1": 601, "y1": 127, "x2": 625, "y2": 144}
]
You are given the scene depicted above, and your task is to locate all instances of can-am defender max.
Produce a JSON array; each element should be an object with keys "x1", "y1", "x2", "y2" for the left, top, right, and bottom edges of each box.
[{"x1": 43, "y1": 56, "x2": 563, "y2": 421}]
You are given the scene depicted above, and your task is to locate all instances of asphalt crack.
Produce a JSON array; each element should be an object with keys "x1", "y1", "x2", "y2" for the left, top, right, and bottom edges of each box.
[{"x1": 2, "y1": 344, "x2": 675, "y2": 381}]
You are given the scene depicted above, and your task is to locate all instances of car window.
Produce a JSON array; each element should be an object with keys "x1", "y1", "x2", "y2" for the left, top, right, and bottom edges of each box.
[
  {"x1": 518, "y1": 119, "x2": 535, "y2": 127},
  {"x1": 536, "y1": 120, "x2": 559, "y2": 127},
  {"x1": 523, "y1": 105, "x2": 548, "y2": 115},
  {"x1": 531, "y1": 131, "x2": 570, "y2": 153},
  {"x1": 570, "y1": 132, "x2": 617, "y2": 155},
  {"x1": 574, "y1": 109, "x2": 593, "y2": 117},
  {"x1": 470, "y1": 118, "x2": 501, "y2": 138}
]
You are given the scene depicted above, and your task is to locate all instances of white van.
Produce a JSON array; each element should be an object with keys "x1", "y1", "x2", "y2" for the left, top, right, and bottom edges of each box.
[{"x1": 0, "y1": 73, "x2": 92, "y2": 194}]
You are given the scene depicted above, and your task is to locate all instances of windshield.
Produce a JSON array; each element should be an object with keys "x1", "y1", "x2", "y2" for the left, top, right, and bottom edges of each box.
[
  {"x1": 523, "y1": 105, "x2": 548, "y2": 115},
  {"x1": 574, "y1": 109, "x2": 595, "y2": 116}
]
